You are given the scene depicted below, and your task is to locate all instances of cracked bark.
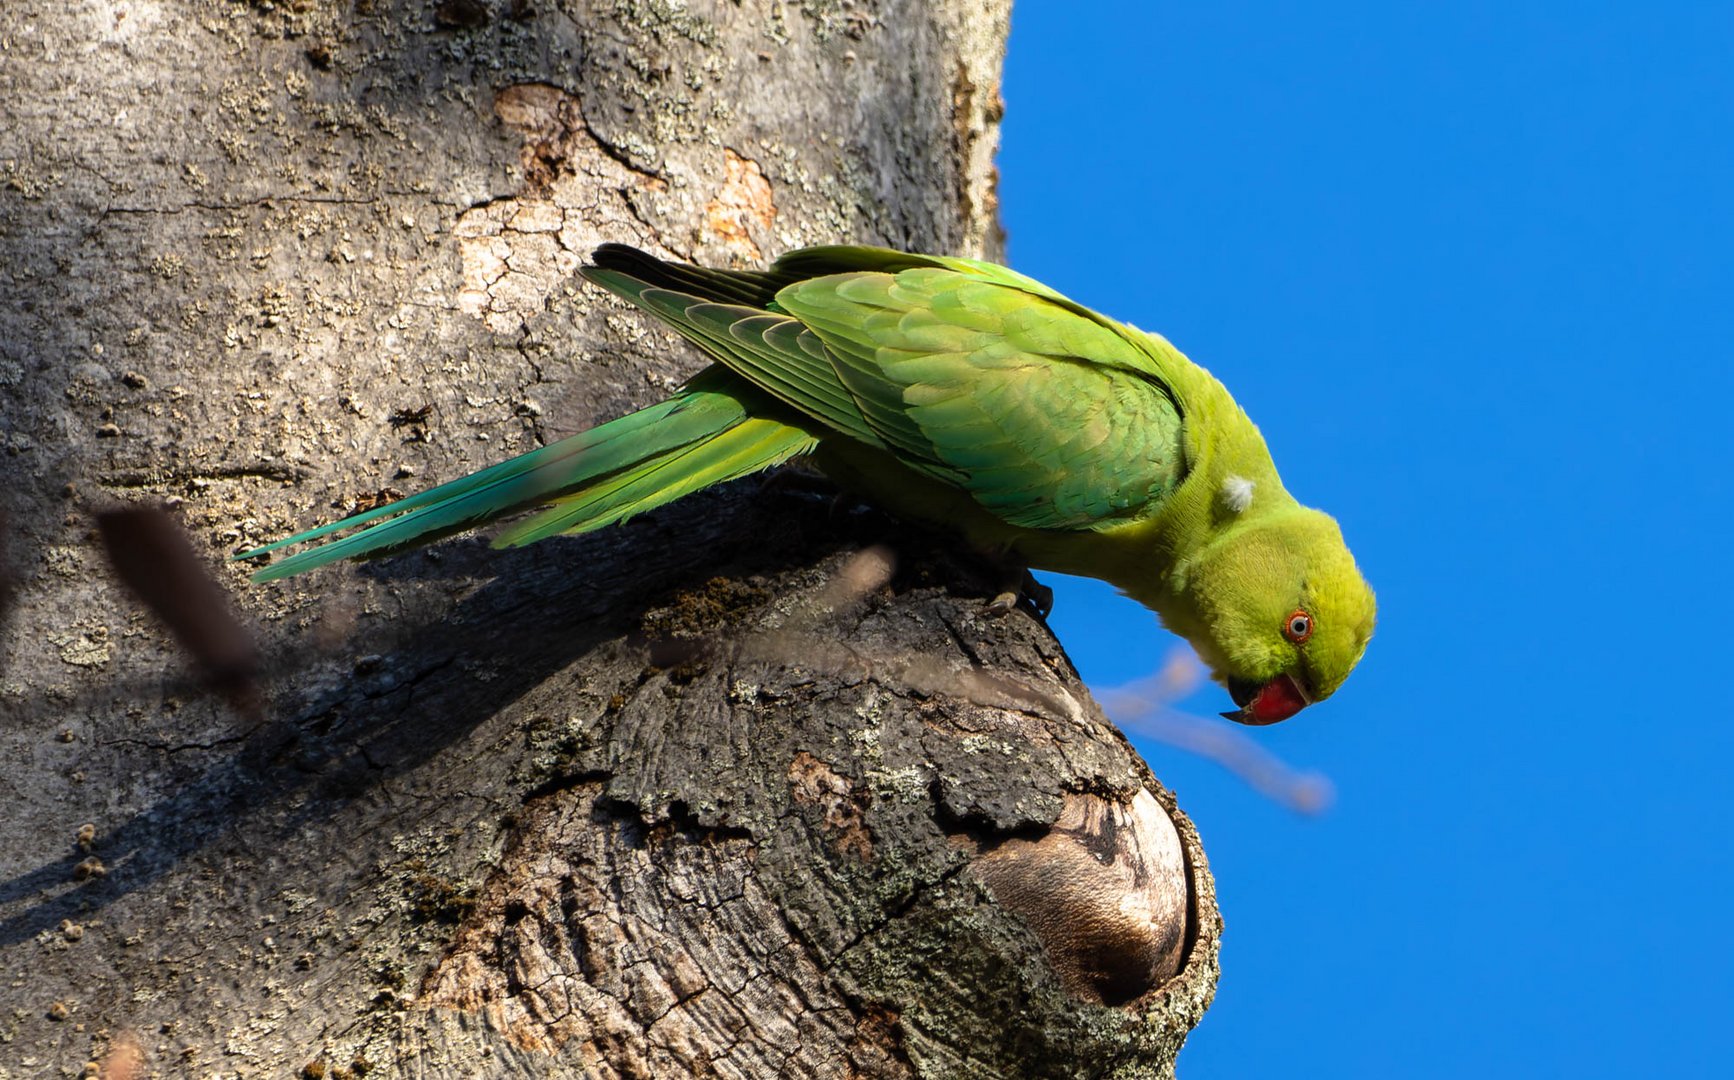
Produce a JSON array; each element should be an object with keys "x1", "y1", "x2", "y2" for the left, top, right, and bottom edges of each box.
[{"x1": 0, "y1": 2, "x2": 1219, "y2": 1077}]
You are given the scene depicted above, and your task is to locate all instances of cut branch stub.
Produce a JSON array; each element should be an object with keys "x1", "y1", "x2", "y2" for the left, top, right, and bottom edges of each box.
[
  {"x1": 405, "y1": 536, "x2": 1221, "y2": 1078},
  {"x1": 966, "y1": 789, "x2": 1189, "y2": 1007}
]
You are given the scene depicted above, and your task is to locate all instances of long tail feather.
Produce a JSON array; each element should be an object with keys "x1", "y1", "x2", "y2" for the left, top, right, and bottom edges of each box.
[
  {"x1": 239, "y1": 244, "x2": 852, "y2": 583},
  {"x1": 241, "y1": 374, "x2": 811, "y2": 581}
]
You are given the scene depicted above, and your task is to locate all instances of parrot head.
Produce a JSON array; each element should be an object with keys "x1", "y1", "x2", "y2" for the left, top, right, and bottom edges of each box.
[{"x1": 1177, "y1": 506, "x2": 1376, "y2": 724}]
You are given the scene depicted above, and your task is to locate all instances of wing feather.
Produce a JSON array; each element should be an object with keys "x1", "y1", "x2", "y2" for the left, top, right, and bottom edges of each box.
[
  {"x1": 585, "y1": 247, "x2": 1189, "y2": 532},
  {"x1": 774, "y1": 268, "x2": 1188, "y2": 530}
]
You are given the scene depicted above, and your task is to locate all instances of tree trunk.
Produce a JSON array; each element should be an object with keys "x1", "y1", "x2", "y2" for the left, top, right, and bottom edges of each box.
[{"x1": 0, "y1": 2, "x2": 1220, "y2": 1077}]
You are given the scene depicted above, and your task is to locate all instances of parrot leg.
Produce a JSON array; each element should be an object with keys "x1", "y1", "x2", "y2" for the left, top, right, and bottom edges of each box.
[{"x1": 984, "y1": 565, "x2": 1053, "y2": 620}]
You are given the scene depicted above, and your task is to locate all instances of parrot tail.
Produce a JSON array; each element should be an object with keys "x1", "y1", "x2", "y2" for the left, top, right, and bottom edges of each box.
[{"x1": 239, "y1": 372, "x2": 817, "y2": 582}]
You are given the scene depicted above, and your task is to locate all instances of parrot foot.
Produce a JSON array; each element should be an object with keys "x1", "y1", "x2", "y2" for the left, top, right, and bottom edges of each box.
[{"x1": 984, "y1": 569, "x2": 1053, "y2": 620}]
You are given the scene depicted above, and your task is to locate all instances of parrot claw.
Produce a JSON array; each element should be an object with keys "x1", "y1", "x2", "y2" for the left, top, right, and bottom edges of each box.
[
  {"x1": 1022, "y1": 573, "x2": 1055, "y2": 618},
  {"x1": 983, "y1": 570, "x2": 1053, "y2": 620}
]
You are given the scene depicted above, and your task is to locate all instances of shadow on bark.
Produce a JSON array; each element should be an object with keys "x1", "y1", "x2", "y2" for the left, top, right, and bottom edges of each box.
[{"x1": 0, "y1": 480, "x2": 841, "y2": 943}]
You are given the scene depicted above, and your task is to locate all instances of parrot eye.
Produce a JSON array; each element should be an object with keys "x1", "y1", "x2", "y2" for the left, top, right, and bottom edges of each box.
[{"x1": 1283, "y1": 610, "x2": 1313, "y2": 644}]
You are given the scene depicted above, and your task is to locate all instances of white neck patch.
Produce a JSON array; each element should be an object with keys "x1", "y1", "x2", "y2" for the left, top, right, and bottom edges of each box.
[{"x1": 1220, "y1": 475, "x2": 1256, "y2": 513}]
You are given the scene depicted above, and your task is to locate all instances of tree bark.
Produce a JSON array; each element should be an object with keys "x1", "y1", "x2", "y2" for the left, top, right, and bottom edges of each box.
[{"x1": 0, "y1": 2, "x2": 1220, "y2": 1077}]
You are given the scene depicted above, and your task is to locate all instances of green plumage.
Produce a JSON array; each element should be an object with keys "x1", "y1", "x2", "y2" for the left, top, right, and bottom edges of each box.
[
  {"x1": 241, "y1": 243, "x2": 1376, "y2": 722},
  {"x1": 244, "y1": 367, "x2": 813, "y2": 580}
]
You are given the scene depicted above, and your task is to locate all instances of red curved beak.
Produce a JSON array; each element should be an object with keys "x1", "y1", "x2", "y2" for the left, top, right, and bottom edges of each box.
[{"x1": 1222, "y1": 673, "x2": 1310, "y2": 725}]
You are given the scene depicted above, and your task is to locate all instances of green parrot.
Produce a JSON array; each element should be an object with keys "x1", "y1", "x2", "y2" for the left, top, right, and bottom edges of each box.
[{"x1": 240, "y1": 244, "x2": 1375, "y2": 724}]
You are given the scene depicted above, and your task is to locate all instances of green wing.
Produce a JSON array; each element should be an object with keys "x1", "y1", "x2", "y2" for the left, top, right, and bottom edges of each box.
[
  {"x1": 586, "y1": 247, "x2": 1188, "y2": 531},
  {"x1": 779, "y1": 268, "x2": 1186, "y2": 529}
]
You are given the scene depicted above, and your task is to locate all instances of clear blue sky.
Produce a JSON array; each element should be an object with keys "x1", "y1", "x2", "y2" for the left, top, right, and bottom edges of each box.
[{"x1": 1000, "y1": 4, "x2": 1732, "y2": 1076}]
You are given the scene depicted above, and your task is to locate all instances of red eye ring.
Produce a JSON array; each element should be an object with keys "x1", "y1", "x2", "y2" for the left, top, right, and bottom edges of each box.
[{"x1": 1283, "y1": 610, "x2": 1313, "y2": 644}]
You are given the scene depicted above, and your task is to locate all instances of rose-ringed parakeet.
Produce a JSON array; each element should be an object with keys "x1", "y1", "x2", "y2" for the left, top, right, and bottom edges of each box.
[{"x1": 241, "y1": 244, "x2": 1375, "y2": 724}]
